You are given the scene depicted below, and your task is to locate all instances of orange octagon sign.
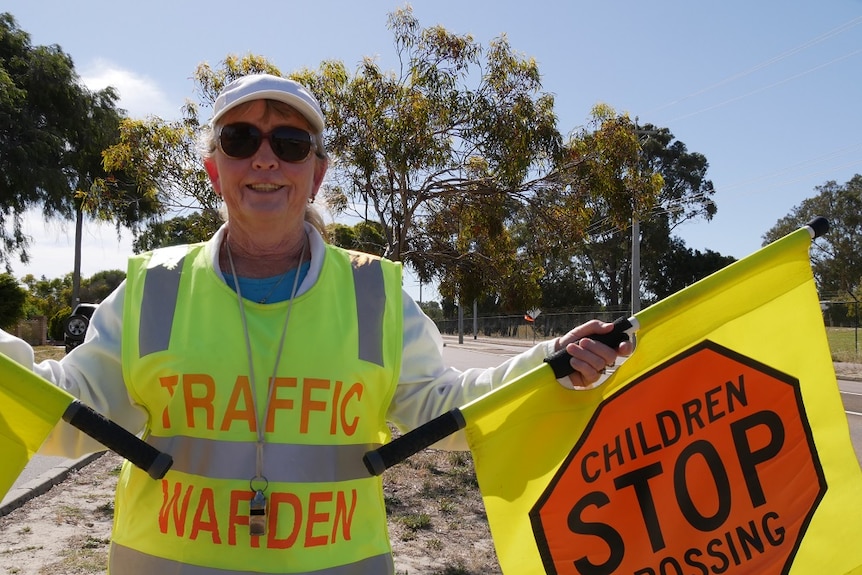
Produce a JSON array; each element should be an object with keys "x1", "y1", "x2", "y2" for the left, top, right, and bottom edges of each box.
[{"x1": 530, "y1": 341, "x2": 826, "y2": 575}]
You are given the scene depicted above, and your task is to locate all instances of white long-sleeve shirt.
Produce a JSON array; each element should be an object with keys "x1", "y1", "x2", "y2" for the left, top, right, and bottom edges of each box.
[{"x1": 1, "y1": 224, "x2": 556, "y2": 457}]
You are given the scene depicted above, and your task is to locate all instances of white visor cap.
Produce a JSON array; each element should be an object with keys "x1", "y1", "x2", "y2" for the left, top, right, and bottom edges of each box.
[{"x1": 210, "y1": 74, "x2": 324, "y2": 134}]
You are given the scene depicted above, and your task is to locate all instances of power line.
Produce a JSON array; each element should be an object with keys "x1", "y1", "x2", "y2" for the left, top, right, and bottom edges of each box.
[
  {"x1": 647, "y1": 15, "x2": 862, "y2": 116},
  {"x1": 664, "y1": 48, "x2": 862, "y2": 124}
]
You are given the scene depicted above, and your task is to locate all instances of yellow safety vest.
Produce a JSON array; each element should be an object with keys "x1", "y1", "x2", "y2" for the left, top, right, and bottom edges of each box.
[{"x1": 113, "y1": 241, "x2": 403, "y2": 574}]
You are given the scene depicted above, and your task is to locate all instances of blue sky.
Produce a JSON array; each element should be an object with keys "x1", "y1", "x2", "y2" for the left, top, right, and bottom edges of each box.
[{"x1": 5, "y1": 0, "x2": 862, "y2": 301}]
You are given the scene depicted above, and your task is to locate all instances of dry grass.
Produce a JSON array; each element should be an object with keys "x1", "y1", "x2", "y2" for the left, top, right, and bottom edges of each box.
[{"x1": 386, "y1": 448, "x2": 500, "y2": 574}]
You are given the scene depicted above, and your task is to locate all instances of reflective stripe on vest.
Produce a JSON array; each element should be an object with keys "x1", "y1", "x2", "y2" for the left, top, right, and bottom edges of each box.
[
  {"x1": 109, "y1": 542, "x2": 395, "y2": 575},
  {"x1": 138, "y1": 249, "x2": 387, "y2": 366},
  {"x1": 139, "y1": 245, "x2": 187, "y2": 356},
  {"x1": 147, "y1": 435, "x2": 375, "y2": 482},
  {"x1": 349, "y1": 253, "x2": 384, "y2": 367}
]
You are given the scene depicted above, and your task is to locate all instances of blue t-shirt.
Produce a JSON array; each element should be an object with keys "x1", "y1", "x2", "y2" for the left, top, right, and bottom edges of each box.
[{"x1": 223, "y1": 262, "x2": 311, "y2": 304}]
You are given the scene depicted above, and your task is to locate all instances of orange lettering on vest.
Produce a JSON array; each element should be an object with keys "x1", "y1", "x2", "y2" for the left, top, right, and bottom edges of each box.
[
  {"x1": 268, "y1": 491, "x2": 303, "y2": 549},
  {"x1": 305, "y1": 491, "x2": 332, "y2": 547},
  {"x1": 265, "y1": 377, "x2": 297, "y2": 433},
  {"x1": 301, "y1": 378, "x2": 331, "y2": 434},
  {"x1": 190, "y1": 487, "x2": 222, "y2": 544},
  {"x1": 330, "y1": 380, "x2": 343, "y2": 434},
  {"x1": 332, "y1": 489, "x2": 357, "y2": 543},
  {"x1": 183, "y1": 374, "x2": 216, "y2": 430},
  {"x1": 158, "y1": 482, "x2": 360, "y2": 549},
  {"x1": 220, "y1": 376, "x2": 256, "y2": 432},
  {"x1": 159, "y1": 479, "x2": 193, "y2": 536},
  {"x1": 159, "y1": 375, "x2": 179, "y2": 428},
  {"x1": 228, "y1": 489, "x2": 251, "y2": 546},
  {"x1": 341, "y1": 383, "x2": 363, "y2": 436}
]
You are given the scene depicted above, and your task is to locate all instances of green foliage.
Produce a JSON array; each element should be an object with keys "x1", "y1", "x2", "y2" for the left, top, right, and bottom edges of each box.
[
  {"x1": 398, "y1": 513, "x2": 432, "y2": 531},
  {"x1": 293, "y1": 6, "x2": 562, "y2": 310},
  {"x1": 643, "y1": 237, "x2": 736, "y2": 302},
  {"x1": 762, "y1": 174, "x2": 862, "y2": 298},
  {"x1": 1, "y1": 13, "x2": 81, "y2": 267},
  {"x1": 80, "y1": 270, "x2": 126, "y2": 302},
  {"x1": 20, "y1": 273, "x2": 72, "y2": 318},
  {"x1": 18, "y1": 270, "x2": 122, "y2": 338},
  {"x1": 417, "y1": 300, "x2": 443, "y2": 321},
  {"x1": 327, "y1": 221, "x2": 387, "y2": 256},
  {"x1": 0, "y1": 273, "x2": 26, "y2": 329},
  {"x1": 538, "y1": 272, "x2": 600, "y2": 311},
  {"x1": 547, "y1": 116, "x2": 717, "y2": 307},
  {"x1": 567, "y1": 105, "x2": 664, "y2": 230},
  {"x1": 133, "y1": 211, "x2": 222, "y2": 253},
  {"x1": 98, "y1": 116, "x2": 208, "y2": 220},
  {"x1": 0, "y1": 13, "x2": 153, "y2": 271},
  {"x1": 50, "y1": 306, "x2": 72, "y2": 341},
  {"x1": 16, "y1": 8, "x2": 726, "y2": 316}
]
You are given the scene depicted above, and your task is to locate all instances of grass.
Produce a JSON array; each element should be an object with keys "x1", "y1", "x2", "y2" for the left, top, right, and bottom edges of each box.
[
  {"x1": 398, "y1": 513, "x2": 432, "y2": 531},
  {"x1": 827, "y1": 326, "x2": 862, "y2": 362},
  {"x1": 41, "y1": 535, "x2": 110, "y2": 574}
]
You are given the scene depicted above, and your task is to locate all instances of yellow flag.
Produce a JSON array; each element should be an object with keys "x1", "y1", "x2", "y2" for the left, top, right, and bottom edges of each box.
[
  {"x1": 467, "y1": 223, "x2": 862, "y2": 574},
  {"x1": 0, "y1": 354, "x2": 74, "y2": 499}
]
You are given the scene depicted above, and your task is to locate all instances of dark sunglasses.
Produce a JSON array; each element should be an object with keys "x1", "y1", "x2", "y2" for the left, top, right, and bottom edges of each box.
[{"x1": 218, "y1": 123, "x2": 315, "y2": 163}]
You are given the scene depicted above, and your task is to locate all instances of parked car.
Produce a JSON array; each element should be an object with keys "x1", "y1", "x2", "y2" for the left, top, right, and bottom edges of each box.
[{"x1": 64, "y1": 303, "x2": 98, "y2": 353}]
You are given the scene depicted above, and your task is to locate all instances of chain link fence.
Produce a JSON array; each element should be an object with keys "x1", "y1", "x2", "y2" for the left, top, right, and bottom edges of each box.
[
  {"x1": 434, "y1": 307, "x2": 630, "y2": 341},
  {"x1": 821, "y1": 300, "x2": 860, "y2": 329}
]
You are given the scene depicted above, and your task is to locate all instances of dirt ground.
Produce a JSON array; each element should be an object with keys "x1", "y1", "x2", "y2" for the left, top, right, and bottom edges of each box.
[
  {"x1": 0, "y1": 449, "x2": 499, "y2": 575},
  {"x1": 834, "y1": 361, "x2": 862, "y2": 381}
]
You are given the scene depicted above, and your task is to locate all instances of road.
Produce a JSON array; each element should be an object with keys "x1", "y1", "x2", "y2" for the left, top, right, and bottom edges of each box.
[{"x1": 9, "y1": 336, "x2": 862, "y2": 499}]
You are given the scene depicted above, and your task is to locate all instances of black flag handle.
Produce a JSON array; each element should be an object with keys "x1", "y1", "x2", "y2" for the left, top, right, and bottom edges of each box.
[
  {"x1": 63, "y1": 401, "x2": 173, "y2": 480},
  {"x1": 363, "y1": 317, "x2": 635, "y2": 476}
]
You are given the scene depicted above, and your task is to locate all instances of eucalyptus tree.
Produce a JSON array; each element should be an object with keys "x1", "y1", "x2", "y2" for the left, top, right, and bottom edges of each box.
[
  {"x1": 292, "y1": 6, "x2": 563, "y2": 308},
  {"x1": 1, "y1": 13, "x2": 157, "y2": 305},
  {"x1": 99, "y1": 54, "x2": 284, "y2": 249},
  {"x1": 552, "y1": 113, "x2": 717, "y2": 308},
  {"x1": 523, "y1": 105, "x2": 664, "y2": 309},
  {"x1": 763, "y1": 174, "x2": 862, "y2": 299}
]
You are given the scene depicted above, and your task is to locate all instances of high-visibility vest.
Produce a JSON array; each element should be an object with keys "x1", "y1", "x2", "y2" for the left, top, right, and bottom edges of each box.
[{"x1": 113, "y1": 241, "x2": 403, "y2": 574}]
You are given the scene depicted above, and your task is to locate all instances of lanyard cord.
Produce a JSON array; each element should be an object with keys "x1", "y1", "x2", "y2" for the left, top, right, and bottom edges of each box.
[{"x1": 225, "y1": 235, "x2": 306, "y2": 491}]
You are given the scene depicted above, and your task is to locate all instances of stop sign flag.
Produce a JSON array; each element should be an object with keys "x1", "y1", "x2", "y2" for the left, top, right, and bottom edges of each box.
[
  {"x1": 530, "y1": 342, "x2": 825, "y2": 575},
  {"x1": 464, "y1": 221, "x2": 862, "y2": 575}
]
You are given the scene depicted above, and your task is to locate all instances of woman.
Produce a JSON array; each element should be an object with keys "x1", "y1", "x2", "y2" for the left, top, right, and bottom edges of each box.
[{"x1": 0, "y1": 73, "x2": 631, "y2": 574}]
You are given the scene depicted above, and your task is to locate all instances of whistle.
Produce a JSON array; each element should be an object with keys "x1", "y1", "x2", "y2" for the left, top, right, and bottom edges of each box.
[{"x1": 250, "y1": 489, "x2": 267, "y2": 536}]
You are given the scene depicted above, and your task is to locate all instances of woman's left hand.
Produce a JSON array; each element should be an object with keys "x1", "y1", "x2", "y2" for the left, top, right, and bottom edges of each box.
[{"x1": 555, "y1": 320, "x2": 634, "y2": 389}]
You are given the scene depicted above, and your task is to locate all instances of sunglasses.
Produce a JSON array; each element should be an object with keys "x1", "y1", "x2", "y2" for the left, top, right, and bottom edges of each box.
[{"x1": 218, "y1": 123, "x2": 316, "y2": 163}]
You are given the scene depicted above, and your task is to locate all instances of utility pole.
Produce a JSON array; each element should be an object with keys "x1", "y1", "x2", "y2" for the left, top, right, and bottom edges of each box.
[
  {"x1": 631, "y1": 216, "x2": 641, "y2": 314},
  {"x1": 473, "y1": 299, "x2": 478, "y2": 340},
  {"x1": 458, "y1": 299, "x2": 464, "y2": 344},
  {"x1": 630, "y1": 122, "x2": 660, "y2": 316},
  {"x1": 72, "y1": 205, "x2": 83, "y2": 308}
]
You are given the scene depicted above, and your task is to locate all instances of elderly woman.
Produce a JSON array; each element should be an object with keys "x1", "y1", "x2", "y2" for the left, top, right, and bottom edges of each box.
[{"x1": 0, "y1": 74, "x2": 631, "y2": 574}]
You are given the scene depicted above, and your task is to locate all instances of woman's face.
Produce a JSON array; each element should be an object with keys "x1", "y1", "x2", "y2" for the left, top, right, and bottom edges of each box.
[{"x1": 204, "y1": 100, "x2": 327, "y2": 237}]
